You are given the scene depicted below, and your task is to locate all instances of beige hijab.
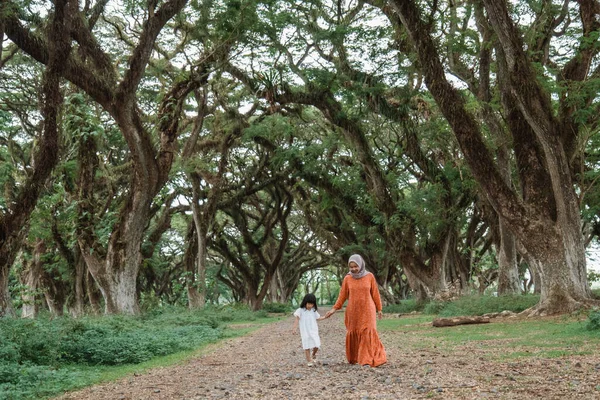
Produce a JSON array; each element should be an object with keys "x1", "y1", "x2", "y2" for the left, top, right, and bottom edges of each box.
[{"x1": 347, "y1": 254, "x2": 368, "y2": 279}]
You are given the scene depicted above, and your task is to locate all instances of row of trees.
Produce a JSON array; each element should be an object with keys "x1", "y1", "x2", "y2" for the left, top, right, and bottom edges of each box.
[{"x1": 1, "y1": 0, "x2": 599, "y2": 317}]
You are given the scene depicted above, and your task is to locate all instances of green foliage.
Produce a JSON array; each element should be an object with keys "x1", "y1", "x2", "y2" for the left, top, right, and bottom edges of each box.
[
  {"x1": 262, "y1": 302, "x2": 293, "y2": 313},
  {"x1": 382, "y1": 299, "x2": 422, "y2": 314},
  {"x1": 586, "y1": 310, "x2": 600, "y2": 331},
  {"x1": 0, "y1": 306, "x2": 268, "y2": 399},
  {"x1": 421, "y1": 295, "x2": 540, "y2": 317},
  {"x1": 588, "y1": 271, "x2": 600, "y2": 286}
]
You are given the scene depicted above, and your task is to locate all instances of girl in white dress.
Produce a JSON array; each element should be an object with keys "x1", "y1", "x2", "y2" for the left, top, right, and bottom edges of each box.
[{"x1": 292, "y1": 293, "x2": 324, "y2": 366}]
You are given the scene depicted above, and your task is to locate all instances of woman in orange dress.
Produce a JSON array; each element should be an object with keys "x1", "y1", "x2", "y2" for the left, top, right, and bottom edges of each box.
[{"x1": 324, "y1": 254, "x2": 387, "y2": 367}]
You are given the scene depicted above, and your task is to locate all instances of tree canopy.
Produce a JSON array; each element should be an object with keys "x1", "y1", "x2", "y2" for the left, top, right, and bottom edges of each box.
[{"x1": 1, "y1": 0, "x2": 599, "y2": 316}]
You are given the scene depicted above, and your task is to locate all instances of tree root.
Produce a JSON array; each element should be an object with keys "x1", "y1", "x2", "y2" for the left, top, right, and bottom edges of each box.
[{"x1": 520, "y1": 297, "x2": 600, "y2": 317}]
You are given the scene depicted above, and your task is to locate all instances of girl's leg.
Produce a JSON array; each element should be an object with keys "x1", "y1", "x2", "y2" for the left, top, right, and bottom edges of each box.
[
  {"x1": 312, "y1": 347, "x2": 318, "y2": 360},
  {"x1": 304, "y1": 349, "x2": 312, "y2": 363}
]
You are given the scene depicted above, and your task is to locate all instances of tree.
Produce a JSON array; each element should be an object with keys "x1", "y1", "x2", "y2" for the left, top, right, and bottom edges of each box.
[
  {"x1": 0, "y1": 0, "x2": 74, "y2": 316},
  {"x1": 2, "y1": 0, "x2": 196, "y2": 313},
  {"x1": 372, "y1": 0, "x2": 599, "y2": 313}
]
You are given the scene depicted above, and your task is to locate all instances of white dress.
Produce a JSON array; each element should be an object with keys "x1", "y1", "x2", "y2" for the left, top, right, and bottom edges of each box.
[{"x1": 294, "y1": 308, "x2": 321, "y2": 349}]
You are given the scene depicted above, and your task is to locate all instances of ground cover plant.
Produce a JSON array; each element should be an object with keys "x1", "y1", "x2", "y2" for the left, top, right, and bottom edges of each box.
[{"x1": 0, "y1": 305, "x2": 276, "y2": 400}]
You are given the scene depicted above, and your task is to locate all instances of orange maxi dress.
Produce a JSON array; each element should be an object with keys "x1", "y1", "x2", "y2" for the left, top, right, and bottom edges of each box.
[{"x1": 333, "y1": 272, "x2": 387, "y2": 367}]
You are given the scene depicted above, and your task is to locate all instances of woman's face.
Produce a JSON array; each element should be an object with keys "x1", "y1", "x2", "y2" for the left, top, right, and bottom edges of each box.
[{"x1": 349, "y1": 261, "x2": 360, "y2": 274}]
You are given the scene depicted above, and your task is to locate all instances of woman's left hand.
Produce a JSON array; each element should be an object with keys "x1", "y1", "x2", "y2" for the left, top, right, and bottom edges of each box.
[{"x1": 377, "y1": 311, "x2": 383, "y2": 320}]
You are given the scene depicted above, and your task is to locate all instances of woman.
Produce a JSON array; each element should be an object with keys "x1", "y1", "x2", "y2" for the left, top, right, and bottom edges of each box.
[{"x1": 324, "y1": 254, "x2": 387, "y2": 367}]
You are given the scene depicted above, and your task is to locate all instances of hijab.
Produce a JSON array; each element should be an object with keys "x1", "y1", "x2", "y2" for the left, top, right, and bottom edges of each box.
[{"x1": 347, "y1": 254, "x2": 368, "y2": 279}]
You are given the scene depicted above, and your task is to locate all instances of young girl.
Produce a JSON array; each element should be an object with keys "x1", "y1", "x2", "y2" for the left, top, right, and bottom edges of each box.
[{"x1": 292, "y1": 293, "x2": 324, "y2": 366}]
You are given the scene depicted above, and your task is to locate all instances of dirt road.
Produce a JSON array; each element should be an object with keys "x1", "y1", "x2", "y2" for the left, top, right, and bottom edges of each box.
[{"x1": 55, "y1": 310, "x2": 600, "y2": 399}]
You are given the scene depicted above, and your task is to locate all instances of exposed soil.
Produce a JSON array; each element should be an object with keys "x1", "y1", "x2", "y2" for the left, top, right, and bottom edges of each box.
[{"x1": 55, "y1": 309, "x2": 600, "y2": 399}]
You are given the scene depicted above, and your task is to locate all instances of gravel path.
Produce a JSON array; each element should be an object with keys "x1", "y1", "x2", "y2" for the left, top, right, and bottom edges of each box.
[{"x1": 55, "y1": 310, "x2": 600, "y2": 399}]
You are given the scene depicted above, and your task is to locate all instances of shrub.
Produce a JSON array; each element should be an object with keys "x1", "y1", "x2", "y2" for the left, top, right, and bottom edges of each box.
[
  {"x1": 0, "y1": 305, "x2": 268, "y2": 399},
  {"x1": 423, "y1": 301, "x2": 446, "y2": 315},
  {"x1": 382, "y1": 299, "x2": 422, "y2": 314},
  {"x1": 0, "y1": 318, "x2": 63, "y2": 365},
  {"x1": 262, "y1": 302, "x2": 292, "y2": 313},
  {"x1": 0, "y1": 362, "x2": 95, "y2": 400},
  {"x1": 58, "y1": 319, "x2": 221, "y2": 365},
  {"x1": 586, "y1": 310, "x2": 600, "y2": 331}
]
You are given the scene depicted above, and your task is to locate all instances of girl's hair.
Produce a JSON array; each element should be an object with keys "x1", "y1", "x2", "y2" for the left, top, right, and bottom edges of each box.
[{"x1": 300, "y1": 293, "x2": 318, "y2": 311}]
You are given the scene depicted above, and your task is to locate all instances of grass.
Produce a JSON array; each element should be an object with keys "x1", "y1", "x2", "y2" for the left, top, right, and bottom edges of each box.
[{"x1": 378, "y1": 313, "x2": 599, "y2": 362}]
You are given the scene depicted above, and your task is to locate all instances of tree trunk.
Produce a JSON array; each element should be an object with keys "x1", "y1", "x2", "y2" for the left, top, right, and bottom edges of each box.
[
  {"x1": 90, "y1": 264, "x2": 140, "y2": 314},
  {"x1": 530, "y1": 266, "x2": 541, "y2": 294},
  {"x1": 85, "y1": 270, "x2": 102, "y2": 315},
  {"x1": 496, "y1": 218, "x2": 521, "y2": 295},
  {"x1": 246, "y1": 292, "x2": 262, "y2": 311},
  {"x1": 0, "y1": 263, "x2": 14, "y2": 317},
  {"x1": 191, "y1": 208, "x2": 208, "y2": 309},
  {"x1": 183, "y1": 223, "x2": 203, "y2": 308},
  {"x1": 522, "y1": 225, "x2": 589, "y2": 315},
  {"x1": 433, "y1": 316, "x2": 490, "y2": 327},
  {"x1": 42, "y1": 282, "x2": 66, "y2": 317},
  {"x1": 20, "y1": 240, "x2": 45, "y2": 318},
  {"x1": 268, "y1": 269, "x2": 288, "y2": 303},
  {"x1": 70, "y1": 250, "x2": 86, "y2": 317},
  {"x1": 495, "y1": 150, "x2": 521, "y2": 295}
]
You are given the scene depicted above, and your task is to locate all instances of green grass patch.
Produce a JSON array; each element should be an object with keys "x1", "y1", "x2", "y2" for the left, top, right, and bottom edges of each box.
[
  {"x1": 0, "y1": 305, "x2": 279, "y2": 400},
  {"x1": 379, "y1": 313, "x2": 599, "y2": 362}
]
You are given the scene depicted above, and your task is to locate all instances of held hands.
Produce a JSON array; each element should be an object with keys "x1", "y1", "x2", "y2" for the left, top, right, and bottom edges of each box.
[{"x1": 377, "y1": 310, "x2": 383, "y2": 320}]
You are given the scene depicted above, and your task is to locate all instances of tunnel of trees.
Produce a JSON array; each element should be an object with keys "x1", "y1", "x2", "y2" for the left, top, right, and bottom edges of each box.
[{"x1": 1, "y1": 0, "x2": 600, "y2": 317}]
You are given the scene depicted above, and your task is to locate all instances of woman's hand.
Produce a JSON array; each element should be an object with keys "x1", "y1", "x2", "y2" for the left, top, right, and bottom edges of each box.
[
  {"x1": 377, "y1": 311, "x2": 383, "y2": 320},
  {"x1": 324, "y1": 309, "x2": 336, "y2": 319}
]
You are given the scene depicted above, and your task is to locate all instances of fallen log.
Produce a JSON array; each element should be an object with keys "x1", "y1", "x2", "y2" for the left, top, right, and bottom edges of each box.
[{"x1": 432, "y1": 316, "x2": 490, "y2": 327}]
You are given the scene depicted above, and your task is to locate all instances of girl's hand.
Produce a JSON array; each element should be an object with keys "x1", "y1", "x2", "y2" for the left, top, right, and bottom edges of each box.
[{"x1": 292, "y1": 328, "x2": 298, "y2": 335}]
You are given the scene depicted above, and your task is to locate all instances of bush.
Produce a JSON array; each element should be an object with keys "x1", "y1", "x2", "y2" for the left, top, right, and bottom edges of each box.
[
  {"x1": 382, "y1": 299, "x2": 422, "y2": 314},
  {"x1": 423, "y1": 301, "x2": 446, "y2": 315},
  {"x1": 586, "y1": 310, "x2": 600, "y2": 331},
  {"x1": 262, "y1": 302, "x2": 293, "y2": 313},
  {"x1": 0, "y1": 305, "x2": 269, "y2": 399},
  {"x1": 0, "y1": 362, "x2": 96, "y2": 400},
  {"x1": 0, "y1": 319, "x2": 63, "y2": 366}
]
